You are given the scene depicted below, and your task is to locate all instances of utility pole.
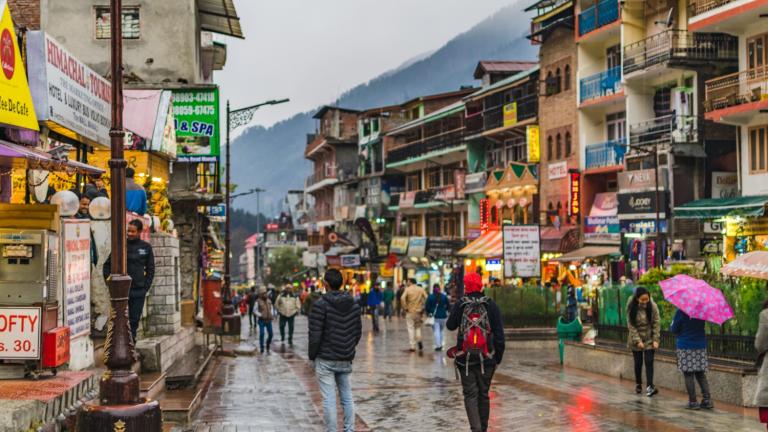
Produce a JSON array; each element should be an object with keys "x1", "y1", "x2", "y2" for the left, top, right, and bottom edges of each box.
[{"x1": 78, "y1": 0, "x2": 162, "y2": 429}]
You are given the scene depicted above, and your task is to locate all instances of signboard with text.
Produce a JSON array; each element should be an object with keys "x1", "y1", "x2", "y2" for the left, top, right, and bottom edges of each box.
[
  {"x1": 526, "y1": 125, "x2": 540, "y2": 163},
  {"x1": 503, "y1": 102, "x2": 517, "y2": 127},
  {"x1": 340, "y1": 254, "x2": 361, "y2": 268},
  {"x1": 62, "y1": 219, "x2": 91, "y2": 338},
  {"x1": 408, "y1": 237, "x2": 427, "y2": 258},
  {"x1": 712, "y1": 171, "x2": 738, "y2": 199},
  {"x1": 503, "y1": 225, "x2": 540, "y2": 278},
  {"x1": 390, "y1": 236, "x2": 409, "y2": 255},
  {"x1": 569, "y1": 171, "x2": 581, "y2": 219},
  {"x1": 0, "y1": 2, "x2": 38, "y2": 131},
  {"x1": 0, "y1": 306, "x2": 41, "y2": 360},
  {"x1": 173, "y1": 88, "x2": 220, "y2": 160},
  {"x1": 548, "y1": 161, "x2": 568, "y2": 180},
  {"x1": 584, "y1": 216, "x2": 620, "y2": 243},
  {"x1": 617, "y1": 191, "x2": 669, "y2": 220}
]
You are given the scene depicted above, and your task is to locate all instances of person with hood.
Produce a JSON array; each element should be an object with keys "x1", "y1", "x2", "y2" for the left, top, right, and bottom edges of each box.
[
  {"x1": 308, "y1": 269, "x2": 362, "y2": 432},
  {"x1": 382, "y1": 283, "x2": 395, "y2": 321},
  {"x1": 125, "y1": 167, "x2": 147, "y2": 215},
  {"x1": 255, "y1": 287, "x2": 275, "y2": 354},
  {"x1": 446, "y1": 273, "x2": 504, "y2": 432},
  {"x1": 367, "y1": 285, "x2": 383, "y2": 332},
  {"x1": 401, "y1": 278, "x2": 428, "y2": 352},
  {"x1": 626, "y1": 286, "x2": 661, "y2": 397},
  {"x1": 276, "y1": 285, "x2": 301, "y2": 345},
  {"x1": 670, "y1": 309, "x2": 713, "y2": 410},
  {"x1": 425, "y1": 284, "x2": 450, "y2": 351},
  {"x1": 103, "y1": 219, "x2": 154, "y2": 342},
  {"x1": 566, "y1": 285, "x2": 578, "y2": 323}
]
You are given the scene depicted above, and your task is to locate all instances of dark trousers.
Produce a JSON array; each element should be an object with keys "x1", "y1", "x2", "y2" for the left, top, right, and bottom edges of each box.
[
  {"x1": 684, "y1": 371, "x2": 711, "y2": 402},
  {"x1": 248, "y1": 306, "x2": 255, "y2": 328},
  {"x1": 384, "y1": 302, "x2": 393, "y2": 320},
  {"x1": 459, "y1": 363, "x2": 496, "y2": 432},
  {"x1": 633, "y1": 350, "x2": 655, "y2": 387},
  {"x1": 128, "y1": 295, "x2": 146, "y2": 342},
  {"x1": 279, "y1": 314, "x2": 295, "y2": 343}
]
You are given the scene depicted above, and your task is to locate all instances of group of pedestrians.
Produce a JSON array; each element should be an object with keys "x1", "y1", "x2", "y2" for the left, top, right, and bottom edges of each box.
[{"x1": 236, "y1": 285, "x2": 302, "y2": 354}]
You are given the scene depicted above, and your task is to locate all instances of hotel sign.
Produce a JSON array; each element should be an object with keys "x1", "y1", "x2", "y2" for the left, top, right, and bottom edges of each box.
[{"x1": 548, "y1": 161, "x2": 568, "y2": 180}]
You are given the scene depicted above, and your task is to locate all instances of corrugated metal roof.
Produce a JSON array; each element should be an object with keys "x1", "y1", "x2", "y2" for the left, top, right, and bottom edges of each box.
[
  {"x1": 474, "y1": 61, "x2": 538, "y2": 79},
  {"x1": 466, "y1": 66, "x2": 540, "y2": 102},
  {"x1": 198, "y1": 0, "x2": 243, "y2": 39}
]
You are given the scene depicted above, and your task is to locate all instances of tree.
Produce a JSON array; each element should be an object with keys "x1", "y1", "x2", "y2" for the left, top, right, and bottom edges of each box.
[{"x1": 265, "y1": 247, "x2": 304, "y2": 286}]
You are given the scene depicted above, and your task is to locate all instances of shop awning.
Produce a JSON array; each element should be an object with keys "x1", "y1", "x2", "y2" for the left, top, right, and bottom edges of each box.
[
  {"x1": 198, "y1": 0, "x2": 244, "y2": 39},
  {"x1": 0, "y1": 140, "x2": 104, "y2": 175},
  {"x1": 540, "y1": 227, "x2": 580, "y2": 253},
  {"x1": 457, "y1": 230, "x2": 503, "y2": 257},
  {"x1": 550, "y1": 246, "x2": 620, "y2": 263},
  {"x1": 674, "y1": 195, "x2": 768, "y2": 219}
]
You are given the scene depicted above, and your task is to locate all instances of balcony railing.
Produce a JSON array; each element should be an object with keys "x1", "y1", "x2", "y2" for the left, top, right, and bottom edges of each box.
[
  {"x1": 579, "y1": 0, "x2": 619, "y2": 36},
  {"x1": 704, "y1": 66, "x2": 768, "y2": 112},
  {"x1": 688, "y1": 0, "x2": 739, "y2": 18},
  {"x1": 629, "y1": 115, "x2": 699, "y2": 147},
  {"x1": 305, "y1": 162, "x2": 358, "y2": 188},
  {"x1": 387, "y1": 130, "x2": 465, "y2": 165},
  {"x1": 623, "y1": 30, "x2": 737, "y2": 75},
  {"x1": 585, "y1": 140, "x2": 627, "y2": 170},
  {"x1": 579, "y1": 66, "x2": 622, "y2": 104},
  {"x1": 466, "y1": 95, "x2": 538, "y2": 135}
]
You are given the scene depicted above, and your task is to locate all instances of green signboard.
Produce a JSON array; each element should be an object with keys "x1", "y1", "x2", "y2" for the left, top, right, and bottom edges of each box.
[{"x1": 172, "y1": 88, "x2": 220, "y2": 161}]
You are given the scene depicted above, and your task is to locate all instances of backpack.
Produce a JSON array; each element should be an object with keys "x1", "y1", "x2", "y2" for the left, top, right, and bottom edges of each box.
[{"x1": 456, "y1": 296, "x2": 494, "y2": 376}]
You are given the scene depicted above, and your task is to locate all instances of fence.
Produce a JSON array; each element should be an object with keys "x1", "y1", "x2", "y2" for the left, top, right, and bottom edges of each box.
[
  {"x1": 486, "y1": 285, "x2": 562, "y2": 328},
  {"x1": 579, "y1": 66, "x2": 622, "y2": 103},
  {"x1": 585, "y1": 139, "x2": 627, "y2": 170}
]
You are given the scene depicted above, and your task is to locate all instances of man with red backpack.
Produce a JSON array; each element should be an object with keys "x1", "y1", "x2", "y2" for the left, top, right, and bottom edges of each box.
[{"x1": 446, "y1": 272, "x2": 505, "y2": 432}]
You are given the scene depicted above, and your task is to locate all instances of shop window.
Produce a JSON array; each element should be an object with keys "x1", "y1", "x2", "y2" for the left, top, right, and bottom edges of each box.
[
  {"x1": 750, "y1": 126, "x2": 768, "y2": 173},
  {"x1": 547, "y1": 136, "x2": 553, "y2": 161},
  {"x1": 95, "y1": 6, "x2": 140, "y2": 40},
  {"x1": 565, "y1": 132, "x2": 572, "y2": 157},
  {"x1": 564, "y1": 65, "x2": 571, "y2": 91},
  {"x1": 556, "y1": 133, "x2": 562, "y2": 160}
]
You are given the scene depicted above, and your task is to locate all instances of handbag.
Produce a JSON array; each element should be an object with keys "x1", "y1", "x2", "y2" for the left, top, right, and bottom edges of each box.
[{"x1": 425, "y1": 315, "x2": 435, "y2": 327}]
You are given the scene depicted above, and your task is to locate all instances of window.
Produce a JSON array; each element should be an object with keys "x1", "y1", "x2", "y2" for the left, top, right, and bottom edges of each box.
[
  {"x1": 607, "y1": 45, "x2": 621, "y2": 70},
  {"x1": 748, "y1": 34, "x2": 767, "y2": 70},
  {"x1": 407, "y1": 216, "x2": 421, "y2": 236},
  {"x1": 442, "y1": 168, "x2": 456, "y2": 186},
  {"x1": 427, "y1": 168, "x2": 442, "y2": 189},
  {"x1": 545, "y1": 71, "x2": 557, "y2": 96},
  {"x1": 487, "y1": 146, "x2": 503, "y2": 169},
  {"x1": 406, "y1": 174, "x2": 421, "y2": 192},
  {"x1": 565, "y1": 132, "x2": 572, "y2": 157},
  {"x1": 606, "y1": 111, "x2": 626, "y2": 142},
  {"x1": 505, "y1": 138, "x2": 526, "y2": 163},
  {"x1": 95, "y1": 6, "x2": 140, "y2": 40},
  {"x1": 555, "y1": 68, "x2": 562, "y2": 93},
  {"x1": 556, "y1": 133, "x2": 562, "y2": 159},
  {"x1": 750, "y1": 126, "x2": 768, "y2": 173},
  {"x1": 564, "y1": 65, "x2": 571, "y2": 91},
  {"x1": 547, "y1": 136, "x2": 553, "y2": 161},
  {"x1": 426, "y1": 214, "x2": 458, "y2": 237}
]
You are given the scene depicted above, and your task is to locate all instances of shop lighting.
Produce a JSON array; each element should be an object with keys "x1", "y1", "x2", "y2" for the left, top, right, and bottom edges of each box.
[
  {"x1": 410, "y1": 256, "x2": 419, "y2": 263},
  {"x1": 569, "y1": 265, "x2": 577, "y2": 271},
  {"x1": 465, "y1": 259, "x2": 472, "y2": 266},
  {"x1": 437, "y1": 260, "x2": 444, "y2": 266},
  {"x1": 151, "y1": 177, "x2": 163, "y2": 183},
  {"x1": 430, "y1": 263, "x2": 438, "y2": 270}
]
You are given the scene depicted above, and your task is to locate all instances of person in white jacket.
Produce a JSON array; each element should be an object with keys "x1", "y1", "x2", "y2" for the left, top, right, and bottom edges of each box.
[{"x1": 276, "y1": 285, "x2": 302, "y2": 345}]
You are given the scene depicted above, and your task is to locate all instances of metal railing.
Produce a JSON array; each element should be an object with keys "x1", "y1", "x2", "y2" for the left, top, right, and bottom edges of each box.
[
  {"x1": 629, "y1": 114, "x2": 699, "y2": 147},
  {"x1": 585, "y1": 139, "x2": 627, "y2": 170},
  {"x1": 387, "y1": 129, "x2": 465, "y2": 165},
  {"x1": 305, "y1": 162, "x2": 358, "y2": 188},
  {"x1": 466, "y1": 95, "x2": 537, "y2": 135},
  {"x1": 688, "y1": 0, "x2": 739, "y2": 18},
  {"x1": 623, "y1": 30, "x2": 737, "y2": 75},
  {"x1": 704, "y1": 66, "x2": 768, "y2": 112},
  {"x1": 579, "y1": 0, "x2": 619, "y2": 36},
  {"x1": 580, "y1": 66, "x2": 622, "y2": 103}
]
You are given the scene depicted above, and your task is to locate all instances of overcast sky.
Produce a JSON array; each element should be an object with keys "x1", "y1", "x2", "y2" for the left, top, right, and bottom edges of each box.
[{"x1": 215, "y1": 0, "x2": 517, "y2": 134}]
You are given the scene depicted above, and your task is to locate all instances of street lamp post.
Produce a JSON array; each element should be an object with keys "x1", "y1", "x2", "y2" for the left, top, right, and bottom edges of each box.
[
  {"x1": 77, "y1": 0, "x2": 162, "y2": 429},
  {"x1": 222, "y1": 99, "x2": 288, "y2": 336}
]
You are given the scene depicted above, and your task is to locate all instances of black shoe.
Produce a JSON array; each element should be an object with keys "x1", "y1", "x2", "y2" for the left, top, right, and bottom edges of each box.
[
  {"x1": 435, "y1": 346, "x2": 442, "y2": 351},
  {"x1": 646, "y1": 385, "x2": 658, "y2": 397},
  {"x1": 635, "y1": 384, "x2": 642, "y2": 394},
  {"x1": 685, "y1": 401, "x2": 700, "y2": 410},
  {"x1": 418, "y1": 342, "x2": 423, "y2": 351},
  {"x1": 700, "y1": 399, "x2": 714, "y2": 410}
]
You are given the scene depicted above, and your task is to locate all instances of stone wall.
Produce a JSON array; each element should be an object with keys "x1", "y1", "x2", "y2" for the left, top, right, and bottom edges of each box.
[
  {"x1": 136, "y1": 326, "x2": 195, "y2": 373},
  {"x1": 146, "y1": 232, "x2": 181, "y2": 336},
  {"x1": 170, "y1": 199, "x2": 202, "y2": 300}
]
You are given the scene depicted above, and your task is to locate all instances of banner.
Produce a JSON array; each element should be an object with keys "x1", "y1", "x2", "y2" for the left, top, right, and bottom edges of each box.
[
  {"x1": 62, "y1": 220, "x2": 91, "y2": 338},
  {"x1": 526, "y1": 125, "x2": 540, "y2": 163},
  {"x1": 617, "y1": 191, "x2": 669, "y2": 220},
  {"x1": 503, "y1": 225, "x2": 540, "y2": 278},
  {"x1": 503, "y1": 102, "x2": 517, "y2": 127},
  {"x1": 390, "y1": 236, "x2": 409, "y2": 255},
  {"x1": 0, "y1": 2, "x2": 38, "y2": 131},
  {"x1": 173, "y1": 88, "x2": 220, "y2": 160},
  {"x1": 584, "y1": 216, "x2": 620, "y2": 243}
]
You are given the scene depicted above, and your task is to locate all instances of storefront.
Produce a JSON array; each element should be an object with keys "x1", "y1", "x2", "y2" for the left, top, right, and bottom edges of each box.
[
  {"x1": 458, "y1": 230, "x2": 504, "y2": 282},
  {"x1": 617, "y1": 190, "x2": 670, "y2": 278}
]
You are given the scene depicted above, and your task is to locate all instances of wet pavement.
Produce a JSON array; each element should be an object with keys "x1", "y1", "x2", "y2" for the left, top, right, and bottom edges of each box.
[{"x1": 182, "y1": 315, "x2": 765, "y2": 431}]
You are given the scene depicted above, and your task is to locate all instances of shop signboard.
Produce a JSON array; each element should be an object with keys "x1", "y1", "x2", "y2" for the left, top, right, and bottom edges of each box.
[
  {"x1": 711, "y1": 172, "x2": 738, "y2": 199},
  {"x1": 427, "y1": 238, "x2": 465, "y2": 257},
  {"x1": 454, "y1": 170, "x2": 466, "y2": 199},
  {"x1": 502, "y1": 225, "x2": 540, "y2": 278},
  {"x1": 726, "y1": 217, "x2": 768, "y2": 237},
  {"x1": 618, "y1": 169, "x2": 665, "y2": 192},
  {"x1": 703, "y1": 220, "x2": 724, "y2": 234},
  {"x1": 399, "y1": 191, "x2": 416, "y2": 208},
  {"x1": 207, "y1": 205, "x2": 226, "y2": 217},
  {"x1": 568, "y1": 171, "x2": 581, "y2": 219},
  {"x1": 0, "y1": 306, "x2": 41, "y2": 360},
  {"x1": 390, "y1": 236, "x2": 409, "y2": 255},
  {"x1": 585, "y1": 216, "x2": 620, "y2": 243},
  {"x1": 0, "y1": 2, "x2": 38, "y2": 131},
  {"x1": 548, "y1": 161, "x2": 567, "y2": 180},
  {"x1": 464, "y1": 172, "x2": 487, "y2": 194},
  {"x1": 527, "y1": 125, "x2": 540, "y2": 163},
  {"x1": 340, "y1": 254, "x2": 361, "y2": 268},
  {"x1": 502, "y1": 102, "x2": 517, "y2": 127},
  {"x1": 486, "y1": 258, "x2": 502, "y2": 271},
  {"x1": 434, "y1": 185, "x2": 457, "y2": 201},
  {"x1": 62, "y1": 219, "x2": 91, "y2": 338},
  {"x1": 151, "y1": 90, "x2": 176, "y2": 157},
  {"x1": 617, "y1": 191, "x2": 669, "y2": 220},
  {"x1": 408, "y1": 237, "x2": 427, "y2": 258},
  {"x1": 26, "y1": 31, "x2": 111, "y2": 146},
  {"x1": 700, "y1": 238, "x2": 723, "y2": 255},
  {"x1": 172, "y1": 88, "x2": 220, "y2": 160},
  {"x1": 325, "y1": 255, "x2": 341, "y2": 267},
  {"x1": 619, "y1": 219, "x2": 668, "y2": 234}
]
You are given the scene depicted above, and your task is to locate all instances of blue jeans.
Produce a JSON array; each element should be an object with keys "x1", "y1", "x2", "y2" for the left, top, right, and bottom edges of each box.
[
  {"x1": 383, "y1": 302, "x2": 393, "y2": 319},
  {"x1": 258, "y1": 319, "x2": 273, "y2": 352},
  {"x1": 433, "y1": 318, "x2": 447, "y2": 349},
  {"x1": 315, "y1": 359, "x2": 354, "y2": 432}
]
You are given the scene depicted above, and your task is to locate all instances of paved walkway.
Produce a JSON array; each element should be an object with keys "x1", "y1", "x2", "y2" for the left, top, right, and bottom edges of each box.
[{"x1": 182, "y1": 315, "x2": 765, "y2": 431}]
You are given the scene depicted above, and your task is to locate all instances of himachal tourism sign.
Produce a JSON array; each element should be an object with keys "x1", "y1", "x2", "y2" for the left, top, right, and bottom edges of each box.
[{"x1": 0, "y1": 1, "x2": 38, "y2": 131}]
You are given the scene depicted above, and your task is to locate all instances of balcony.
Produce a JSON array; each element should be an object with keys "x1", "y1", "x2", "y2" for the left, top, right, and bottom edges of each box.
[
  {"x1": 304, "y1": 162, "x2": 358, "y2": 192},
  {"x1": 387, "y1": 130, "x2": 465, "y2": 166},
  {"x1": 578, "y1": 0, "x2": 619, "y2": 37},
  {"x1": 623, "y1": 30, "x2": 737, "y2": 76},
  {"x1": 585, "y1": 140, "x2": 627, "y2": 170},
  {"x1": 579, "y1": 66, "x2": 622, "y2": 104},
  {"x1": 704, "y1": 66, "x2": 768, "y2": 114},
  {"x1": 689, "y1": 0, "x2": 768, "y2": 32},
  {"x1": 629, "y1": 115, "x2": 699, "y2": 147}
]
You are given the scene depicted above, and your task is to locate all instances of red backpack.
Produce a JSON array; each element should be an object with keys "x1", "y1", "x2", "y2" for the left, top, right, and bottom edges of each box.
[{"x1": 457, "y1": 297, "x2": 494, "y2": 376}]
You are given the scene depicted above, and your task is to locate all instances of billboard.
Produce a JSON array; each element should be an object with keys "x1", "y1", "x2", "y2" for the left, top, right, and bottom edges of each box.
[{"x1": 173, "y1": 88, "x2": 220, "y2": 160}]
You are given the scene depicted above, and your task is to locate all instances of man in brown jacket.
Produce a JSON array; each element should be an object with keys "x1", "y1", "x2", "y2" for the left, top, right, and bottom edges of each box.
[{"x1": 401, "y1": 279, "x2": 428, "y2": 352}]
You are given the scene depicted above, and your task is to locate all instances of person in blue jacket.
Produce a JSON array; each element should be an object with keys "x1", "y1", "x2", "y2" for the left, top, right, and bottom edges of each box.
[
  {"x1": 425, "y1": 284, "x2": 450, "y2": 351},
  {"x1": 670, "y1": 309, "x2": 713, "y2": 410},
  {"x1": 125, "y1": 167, "x2": 148, "y2": 215},
  {"x1": 367, "y1": 286, "x2": 383, "y2": 333}
]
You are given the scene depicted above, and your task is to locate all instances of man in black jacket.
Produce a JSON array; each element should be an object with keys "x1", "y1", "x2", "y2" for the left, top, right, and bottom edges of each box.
[
  {"x1": 103, "y1": 219, "x2": 155, "y2": 342},
  {"x1": 446, "y1": 272, "x2": 505, "y2": 432},
  {"x1": 308, "y1": 269, "x2": 362, "y2": 432}
]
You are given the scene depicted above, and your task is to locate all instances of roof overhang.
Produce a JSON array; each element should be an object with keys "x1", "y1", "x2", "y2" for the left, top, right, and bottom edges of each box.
[{"x1": 198, "y1": 0, "x2": 243, "y2": 39}]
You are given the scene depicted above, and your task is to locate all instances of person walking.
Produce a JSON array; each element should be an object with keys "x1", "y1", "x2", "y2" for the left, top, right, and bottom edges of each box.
[
  {"x1": 247, "y1": 287, "x2": 258, "y2": 329},
  {"x1": 626, "y1": 286, "x2": 661, "y2": 397},
  {"x1": 125, "y1": 167, "x2": 147, "y2": 215},
  {"x1": 276, "y1": 285, "x2": 301, "y2": 345},
  {"x1": 367, "y1": 286, "x2": 383, "y2": 332},
  {"x1": 382, "y1": 283, "x2": 395, "y2": 321},
  {"x1": 566, "y1": 285, "x2": 578, "y2": 323},
  {"x1": 396, "y1": 283, "x2": 406, "y2": 317},
  {"x1": 102, "y1": 219, "x2": 154, "y2": 342},
  {"x1": 255, "y1": 287, "x2": 275, "y2": 354},
  {"x1": 401, "y1": 279, "x2": 427, "y2": 352},
  {"x1": 754, "y1": 301, "x2": 768, "y2": 429},
  {"x1": 670, "y1": 309, "x2": 713, "y2": 410},
  {"x1": 308, "y1": 269, "x2": 362, "y2": 432},
  {"x1": 446, "y1": 272, "x2": 505, "y2": 432},
  {"x1": 425, "y1": 284, "x2": 449, "y2": 351}
]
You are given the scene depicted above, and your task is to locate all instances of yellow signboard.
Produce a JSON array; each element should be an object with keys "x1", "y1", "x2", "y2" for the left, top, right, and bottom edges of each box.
[
  {"x1": 527, "y1": 125, "x2": 540, "y2": 163},
  {"x1": 0, "y1": 1, "x2": 38, "y2": 131},
  {"x1": 502, "y1": 102, "x2": 517, "y2": 128},
  {"x1": 726, "y1": 217, "x2": 768, "y2": 237}
]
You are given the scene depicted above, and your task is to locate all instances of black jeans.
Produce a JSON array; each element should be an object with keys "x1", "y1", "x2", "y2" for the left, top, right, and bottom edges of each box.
[
  {"x1": 279, "y1": 314, "x2": 295, "y2": 343},
  {"x1": 459, "y1": 363, "x2": 496, "y2": 432},
  {"x1": 684, "y1": 371, "x2": 711, "y2": 402},
  {"x1": 248, "y1": 306, "x2": 255, "y2": 328},
  {"x1": 633, "y1": 350, "x2": 655, "y2": 387},
  {"x1": 128, "y1": 295, "x2": 146, "y2": 342}
]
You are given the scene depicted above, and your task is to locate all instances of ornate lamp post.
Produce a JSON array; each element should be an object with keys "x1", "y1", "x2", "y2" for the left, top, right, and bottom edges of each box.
[
  {"x1": 77, "y1": 0, "x2": 162, "y2": 429},
  {"x1": 222, "y1": 99, "x2": 288, "y2": 336}
]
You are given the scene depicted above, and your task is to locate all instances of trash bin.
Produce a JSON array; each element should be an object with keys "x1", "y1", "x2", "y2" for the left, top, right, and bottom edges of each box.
[{"x1": 556, "y1": 316, "x2": 583, "y2": 365}]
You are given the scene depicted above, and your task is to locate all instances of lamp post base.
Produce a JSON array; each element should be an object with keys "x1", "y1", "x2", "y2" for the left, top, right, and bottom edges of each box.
[{"x1": 76, "y1": 399, "x2": 162, "y2": 432}]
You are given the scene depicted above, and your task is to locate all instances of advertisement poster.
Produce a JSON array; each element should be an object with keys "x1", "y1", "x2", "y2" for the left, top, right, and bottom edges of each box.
[
  {"x1": 390, "y1": 236, "x2": 409, "y2": 254},
  {"x1": 0, "y1": 2, "x2": 38, "y2": 131},
  {"x1": 711, "y1": 172, "x2": 738, "y2": 199},
  {"x1": 502, "y1": 102, "x2": 517, "y2": 127},
  {"x1": 526, "y1": 125, "x2": 540, "y2": 163},
  {"x1": 62, "y1": 220, "x2": 91, "y2": 338},
  {"x1": 408, "y1": 237, "x2": 427, "y2": 258},
  {"x1": 503, "y1": 225, "x2": 540, "y2": 278},
  {"x1": 341, "y1": 254, "x2": 361, "y2": 268},
  {"x1": 0, "y1": 307, "x2": 41, "y2": 360},
  {"x1": 173, "y1": 88, "x2": 220, "y2": 160}
]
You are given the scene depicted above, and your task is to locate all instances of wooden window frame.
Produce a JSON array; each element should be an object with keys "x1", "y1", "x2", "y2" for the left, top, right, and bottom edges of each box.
[{"x1": 749, "y1": 125, "x2": 768, "y2": 174}]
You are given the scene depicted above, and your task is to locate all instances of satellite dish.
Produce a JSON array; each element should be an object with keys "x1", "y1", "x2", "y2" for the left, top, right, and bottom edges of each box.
[
  {"x1": 29, "y1": 169, "x2": 50, "y2": 203},
  {"x1": 655, "y1": 8, "x2": 675, "y2": 27}
]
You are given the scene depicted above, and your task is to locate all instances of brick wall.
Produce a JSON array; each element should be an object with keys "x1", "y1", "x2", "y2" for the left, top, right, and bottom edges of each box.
[
  {"x1": 7, "y1": 0, "x2": 40, "y2": 30},
  {"x1": 145, "y1": 232, "x2": 182, "y2": 336}
]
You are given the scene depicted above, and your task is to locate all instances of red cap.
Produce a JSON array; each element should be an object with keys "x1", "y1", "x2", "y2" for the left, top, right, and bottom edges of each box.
[{"x1": 464, "y1": 272, "x2": 483, "y2": 294}]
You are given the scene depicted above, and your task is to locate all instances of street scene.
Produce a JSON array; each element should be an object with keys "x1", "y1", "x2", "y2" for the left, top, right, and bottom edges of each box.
[{"x1": 1, "y1": 0, "x2": 768, "y2": 431}]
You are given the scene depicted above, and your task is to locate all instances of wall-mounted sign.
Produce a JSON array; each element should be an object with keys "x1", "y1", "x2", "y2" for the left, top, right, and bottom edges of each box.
[
  {"x1": 399, "y1": 191, "x2": 416, "y2": 208},
  {"x1": 485, "y1": 258, "x2": 502, "y2": 271},
  {"x1": 711, "y1": 171, "x2": 738, "y2": 199},
  {"x1": 617, "y1": 191, "x2": 669, "y2": 220},
  {"x1": 502, "y1": 225, "x2": 540, "y2": 278},
  {"x1": 0, "y1": 306, "x2": 41, "y2": 360},
  {"x1": 569, "y1": 171, "x2": 581, "y2": 219},
  {"x1": 618, "y1": 169, "x2": 663, "y2": 192},
  {"x1": 151, "y1": 90, "x2": 177, "y2": 157},
  {"x1": 526, "y1": 125, "x2": 540, "y2": 163},
  {"x1": 173, "y1": 88, "x2": 220, "y2": 160},
  {"x1": 408, "y1": 237, "x2": 427, "y2": 258},
  {"x1": 726, "y1": 217, "x2": 768, "y2": 237},
  {"x1": 619, "y1": 219, "x2": 668, "y2": 234},
  {"x1": 27, "y1": 31, "x2": 111, "y2": 146},
  {"x1": 62, "y1": 219, "x2": 91, "y2": 338},
  {"x1": 340, "y1": 254, "x2": 361, "y2": 268},
  {"x1": 0, "y1": 3, "x2": 38, "y2": 131},
  {"x1": 207, "y1": 205, "x2": 226, "y2": 217},
  {"x1": 390, "y1": 236, "x2": 409, "y2": 255},
  {"x1": 503, "y1": 102, "x2": 517, "y2": 127},
  {"x1": 703, "y1": 220, "x2": 724, "y2": 234},
  {"x1": 584, "y1": 216, "x2": 620, "y2": 243},
  {"x1": 454, "y1": 170, "x2": 466, "y2": 199},
  {"x1": 548, "y1": 161, "x2": 568, "y2": 180}
]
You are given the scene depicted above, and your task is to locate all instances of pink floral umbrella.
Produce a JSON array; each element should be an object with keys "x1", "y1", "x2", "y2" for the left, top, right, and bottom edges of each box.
[{"x1": 659, "y1": 274, "x2": 734, "y2": 325}]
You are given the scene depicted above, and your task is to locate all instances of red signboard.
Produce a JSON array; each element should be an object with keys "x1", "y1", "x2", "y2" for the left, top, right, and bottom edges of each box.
[
  {"x1": 266, "y1": 223, "x2": 279, "y2": 232},
  {"x1": 569, "y1": 171, "x2": 581, "y2": 219},
  {"x1": 480, "y1": 199, "x2": 489, "y2": 234}
]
